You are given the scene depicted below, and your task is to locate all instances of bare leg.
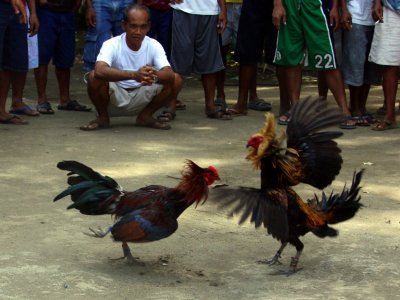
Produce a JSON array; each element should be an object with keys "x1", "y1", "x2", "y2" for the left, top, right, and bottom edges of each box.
[
  {"x1": 34, "y1": 65, "x2": 49, "y2": 104},
  {"x1": 202, "y1": 73, "x2": 218, "y2": 113},
  {"x1": 382, "y1": 66, "x2": 398, "y2": 124},
  {"x1": 323, "y1": 69, "x2": 351, "y2": 116},
  {"x1": 0, "y1": 71, "x2": 11, "y2": 119},
  {"x1": 55, "y1": 66, "x2": 71, "y2": 105},
  {"x1": 216, "y1": 44, "x2": 229, "y2": 101},
  {"x1": 230, "y1": 63, "x2": 256, "y2": 113},
  {"x1": 317, "y1": 71, "x2": 329, "y2": 100},
  {"x1": 276, "y1": 66, "x2": 291, "y2": 116}
]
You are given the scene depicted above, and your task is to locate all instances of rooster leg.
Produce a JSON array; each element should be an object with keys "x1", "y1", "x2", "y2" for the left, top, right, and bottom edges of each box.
[
  {"x1": 286, "y1": 237, "x2": 304, "y2": 275},
  {"x1": 110, "y1": 242, "x2": 143, "y2": 265},
  {"x1": 84, "y1": 226, "x2": 112, "y2": 238},
  {"x1": 257, "y1": 242, "x2": 288, "y2": 265}
]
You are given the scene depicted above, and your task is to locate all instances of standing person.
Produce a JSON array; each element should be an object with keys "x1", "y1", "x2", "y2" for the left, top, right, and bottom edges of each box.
[
  {"x1": 369, "y1": 0, "x2": 400, "y2": 131},
  {"x1": 170, "y1": 0, "x2": 232, "y2": 120},
  {"x1": 340, "y1": 0, "x2": 382, "y2": 126},
  {"x1": 34, "y1": 0, "x2": 91, "y2": 114},
  {"x1": 80, "y1": 4, "x2": 181, "y2": 131},
  {"x1": 82, "y1": 0, "x2": 134, "y2": 72},
  {"x1": 226, "y1": 0, "x2": 274, "y2": 116},
  {"x1": 0, "y1": 0, "x2": 39, "y2": 125},
  {"x1": 273, "y1": 0, "x2": 355, "y2": 128},
  {"x1": 215, "y1": 0, "x2": 242, "y2": 111}
]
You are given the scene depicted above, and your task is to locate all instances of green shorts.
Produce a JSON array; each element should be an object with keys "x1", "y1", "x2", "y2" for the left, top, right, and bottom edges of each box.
[{"x1": 273, "y1": 0, "x2": 337, "y2": 70}]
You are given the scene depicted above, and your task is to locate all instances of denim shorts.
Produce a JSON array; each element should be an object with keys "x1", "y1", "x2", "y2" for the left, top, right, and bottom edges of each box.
[
  {"x1": 37, "y1": 7, "x2": 75, "y2": 68},
  {"x1": 342, "y1": 23, "x2": 382, "y2": 86},
  {"x1": 0, "y1": 1, "x2": 28, "y2": 72}
]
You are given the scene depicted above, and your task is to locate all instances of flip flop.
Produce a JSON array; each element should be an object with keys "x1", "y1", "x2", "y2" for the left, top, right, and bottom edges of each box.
[
  {"x1": 371, "y1": 120, "x2": 398, "y2": 131},
  {"x1": 58, "y1": 100, "x2": 92, "y2": 112},
  {"x1": 226, "y1": 107, "x2": 247, "y2": 117},
  {"x1": 206, "y1": 108, "x2": 233, "y2": 120},
  {"x1": 175, "y1": 100, "x2": 186, "y2": 110},
  {"x1": 248, "y1": 99, "x2": 272, "y2": 111},
  {"x1": 340, "y1": 117, "x2": 357, "y2": 129},
  {"x1": 0, "y1": 115, "x2": 28, "y2": 125},
  {"x1": 10, "y1": 106, "x2": 40, "y2": 116},
  {"x1": 215, "y1": 97, "x2": 228, "y2": 111},
  {"x1": 278, "y1": 111, "x2": 291, "y2": 125}
]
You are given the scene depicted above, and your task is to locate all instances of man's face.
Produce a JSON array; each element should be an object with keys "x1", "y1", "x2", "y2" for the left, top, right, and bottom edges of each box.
[{"x1": 122, "y1": 9, "x2": 150, "y2": 48}]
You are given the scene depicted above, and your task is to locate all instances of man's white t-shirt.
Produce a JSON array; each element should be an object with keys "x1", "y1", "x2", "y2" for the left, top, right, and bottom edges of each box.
[
  {"x1": 96, "y1": 34, "x2": 170, "y2": 89},
  {"x1": 347, "y1": 0, "x2": 375, "y2": 26},
  {"x1": 170, "y1": 0, "x2": 220, "y2": 15}
]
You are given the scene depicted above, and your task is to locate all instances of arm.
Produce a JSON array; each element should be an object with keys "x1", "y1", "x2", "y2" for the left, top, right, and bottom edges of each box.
[
  {"x1": 94, "y1": 62, "x2": 174, "y2": 85},
  {"x1": 85, "y1": 0, "x2": 96, "y2": 27},
  {"x1": 11, "y1": 0, "x2": 27, "y2": 24},
  {"x1": 329, "y1": 0, "x2": 341, "y2": 31},
  {"x1": 217, "y1": 0, "x2": 227, "y2": 33},
  {"x1": 340, "y1": 0, "x2": 352, "y2": 31},
  {"x1": 272, "y1": 0, "x2": 286, "y2": 30},
  {"x1": 27, "y1": 0, "x2": 39, "y2": 36}
]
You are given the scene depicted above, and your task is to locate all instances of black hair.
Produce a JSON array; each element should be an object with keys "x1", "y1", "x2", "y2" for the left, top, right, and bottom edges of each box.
[{"x1": 123, "y1": 4, "x2": 151, "y2": 22}]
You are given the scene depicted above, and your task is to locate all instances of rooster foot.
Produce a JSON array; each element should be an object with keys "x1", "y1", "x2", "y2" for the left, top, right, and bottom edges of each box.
[
  {"x1": 109, "y1": 242, "x2": 145, "y2": 266},
  {"x1": 257, "y1": 254, "x2": 282, "y2": 266},
  {"x1": 84, "y1": 226, "x2": 111, "y2": 238}
]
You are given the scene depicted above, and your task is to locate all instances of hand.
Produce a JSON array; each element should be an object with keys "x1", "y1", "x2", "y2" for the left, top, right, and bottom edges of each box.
[
  {"x1": 86, "y1": 7, "x2": 96, "y2": 27},
  {"x1": 29, "y1": 13, "x2": 40, "y2": 36},
  {"x1": 272, "y1": 3, "x2": 286, "y2": 30},
  {"x1": 340, "y1": 8, "x2": 352, "y2": 31},
  {"x1": 11, "y1": 0, "x2": 27, "y2": 24},
  {"x1": 217, "y1": 11, "x2": 227, "y2": 34},
  {"x1": 372, "y1": 0, "x2": 383, "y2": 23},
  {"x1": 136, "y1": 65, "x2": 158, "y2": 85},
  {"x1": 329, "y1": 6, "x2": 340, "y2": 32}
]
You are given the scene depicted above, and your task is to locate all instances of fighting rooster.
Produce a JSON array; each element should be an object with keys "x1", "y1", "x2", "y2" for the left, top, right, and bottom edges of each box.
[
  {"x1": 213, "y1": 97, "x2": 364, "y2": 274},
  {"x1": 54, "y1": 160, "x2": 220, "y2": 262}
]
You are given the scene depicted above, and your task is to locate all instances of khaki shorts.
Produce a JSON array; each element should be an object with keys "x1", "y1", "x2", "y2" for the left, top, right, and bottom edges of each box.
[{"x1": 108, "y1": 82, "x2": 164, "y2": 117}]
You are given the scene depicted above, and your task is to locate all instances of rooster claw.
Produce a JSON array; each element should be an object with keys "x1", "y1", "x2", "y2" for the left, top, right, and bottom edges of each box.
[
  {"x1": 257, "y1": 258, "x2": 282, "y2": 265},
  {"x1": 84, "y1": 226, "x2": 111, "y2": 238}
]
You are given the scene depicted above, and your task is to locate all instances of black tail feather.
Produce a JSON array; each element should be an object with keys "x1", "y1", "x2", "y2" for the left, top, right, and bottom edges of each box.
[{"x1": 54, "y1": 161, "x2": 121, "y2": 215}]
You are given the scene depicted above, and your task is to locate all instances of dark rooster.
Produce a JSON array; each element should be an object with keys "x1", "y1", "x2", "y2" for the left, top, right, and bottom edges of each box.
[
  {"x1": 213, "y1": 97, "x2": 364, "y2": 274},
  {"x1": 54, "y1": 160, "x2": 220, "y2": 262}
]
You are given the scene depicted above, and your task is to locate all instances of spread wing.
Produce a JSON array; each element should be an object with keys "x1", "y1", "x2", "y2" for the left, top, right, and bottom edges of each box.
[
  {"x1": 286, "y1": 96, "x2": 344, "y2": 189},
  {"x1": 211, "y1": 186, "x2": 289, "y2": 241}
]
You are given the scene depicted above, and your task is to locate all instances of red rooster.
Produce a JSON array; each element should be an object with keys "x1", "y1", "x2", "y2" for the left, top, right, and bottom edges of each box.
[
  {"x1": 213, "y1": 97, "x2": 364, "y2": 274},
  {"x1": 54, "y1": 160, "x2": 220, "y2": 262}
]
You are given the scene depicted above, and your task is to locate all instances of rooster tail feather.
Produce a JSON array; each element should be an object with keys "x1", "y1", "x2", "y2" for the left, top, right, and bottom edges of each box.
[
  {"x1": 316, "y1": 169, "x2": 365, "y2": 224},
  {"x1": 54, "y1": 161, "x2": 122, "y2": 215}
]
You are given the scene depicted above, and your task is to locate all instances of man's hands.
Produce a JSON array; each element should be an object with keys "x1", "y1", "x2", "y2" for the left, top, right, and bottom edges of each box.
[
  {"x1": 272, "y1": 0, "x2": 286, "y2": 30},
  {"x1": 134, "y1": 65, "x2": 158, "y2": 85},
  {"x1": 11, "y1": 0, "x2": 27, "y2": 24},
  {"x1": 372, "y1": 0, "x2": 383, "y2": 23}
]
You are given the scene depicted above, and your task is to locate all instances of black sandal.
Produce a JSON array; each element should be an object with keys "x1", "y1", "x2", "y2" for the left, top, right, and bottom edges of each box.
[{"x1": 58, "y1": 100, "x2": 91, "y2": 112}]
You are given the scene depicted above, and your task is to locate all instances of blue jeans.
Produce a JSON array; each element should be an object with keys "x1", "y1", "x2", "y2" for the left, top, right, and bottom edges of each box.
[
  {"x1": 0, "y1": 1, "x2": 28, "y2": 72},
  {"x1": 82, "y1": 0, "x2": 133, "y2": 71}
]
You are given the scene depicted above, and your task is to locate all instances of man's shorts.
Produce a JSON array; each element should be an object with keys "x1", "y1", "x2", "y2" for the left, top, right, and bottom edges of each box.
[
  {"x1": 37, "y1": 7, "x2": 75, "y2": 68},
  {"x1": 107, "y1": 82, "x2": 164, "y2": 117},
  {"x1": 369, "y1": 7, "x2": 400, "y2": 66},
  {"x1": 0, "y1": 1, "x2": 28, "y2": 72},
  {"x1": 342, "y1": 24, "x2": 382, "y2": 86},
  {"x1": 221, "y1": 3, "x2": 241, "y2": 47},
  {"x1": 171, "y1": 9, "x2": 224, "y2": 75},
  {"x1": 234, "y1": 0, "x2": 277, "y2": 64},
  {"x1": 274, "y1": 0, "x2": 337, "y2": 70}
]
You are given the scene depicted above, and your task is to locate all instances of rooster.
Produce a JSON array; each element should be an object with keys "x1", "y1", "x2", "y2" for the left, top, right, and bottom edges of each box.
[
  {"x1": 213, "y1": 97, "x2": 364, "y2": 274},
  {"x1": 54, "y1": 160, "x2": 220, "y2": 262}
]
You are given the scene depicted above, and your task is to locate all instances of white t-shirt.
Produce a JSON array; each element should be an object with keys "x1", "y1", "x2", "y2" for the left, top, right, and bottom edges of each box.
[
  {"x1": 347, "y1": 0, "x2": 375, "y2": 26},
  {"x1": 170, "y1": 0, "x2": 220, "y2": 15},
  {"x1": 96, "y1": 34, "x2": 170, "y2": 89}
]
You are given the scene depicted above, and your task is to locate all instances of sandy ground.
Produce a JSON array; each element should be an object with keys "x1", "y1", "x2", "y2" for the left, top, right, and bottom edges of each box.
[{"x1": 1, "y1": 65, "x2": 399, "y2": 300}]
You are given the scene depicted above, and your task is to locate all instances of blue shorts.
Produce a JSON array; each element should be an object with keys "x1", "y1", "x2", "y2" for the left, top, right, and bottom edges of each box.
[
  {"x1": 341, "y1": 24, "x2": 382, "y2": 86},
  {"x1": 234, "y1": 0, "x2": 277, "y2": 64},
  {"x1": 0, "y1": 1, "x2": 28, "y2": 72},
  {"x1": 37, "y1": 7, "x2": 75, "y2": 68}
]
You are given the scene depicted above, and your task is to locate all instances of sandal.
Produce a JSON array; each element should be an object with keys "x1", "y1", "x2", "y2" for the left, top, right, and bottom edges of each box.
[
  {"x1": 0, "y1": 114, "x2": 28, "y2": 125},
  {"x1": 58, "y1": 100, "x2": 91, "y2": 112},
  {"x1": 176, "y1": 100, "x2": 186, "y2": 111},
  {"x1": 371, "y1": 120, "x2": 398, "y2": 131},
  {"x1": 248, "y1": 98, "x2": 272, "y2": 111},
  {"x1": 37, "y1": 101, "x2": 55, "y2": 114},
  {"x1": 80, "y1": 119, "x2": 111, "y2": 131},
  {"x1": 215, "y1": 97, "x2": 228, "y2": 111},
  {"x1": 226, "y1": 107, "x2": 247, "y2": 117},
  {"x1": 351, "y1": 116, "x2": 370, "y2": 127},
  {"x1": 206, "y1": 108, "x2": 233, "y2": 120},
  {"x1": 10, "y1": 106, "x2": 40, "y2": 117},
  {"x1": 340, "y1": 117, "x2": 357, "y2": 129},
  {"x1": 278, "y1": 111, "x2": 291, "y2": 125}
]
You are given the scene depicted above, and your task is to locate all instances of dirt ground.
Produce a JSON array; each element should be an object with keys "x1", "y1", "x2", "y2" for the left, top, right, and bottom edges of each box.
[{"x1": 1, "y1": 64, "x2": 399, "y2": 300}]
